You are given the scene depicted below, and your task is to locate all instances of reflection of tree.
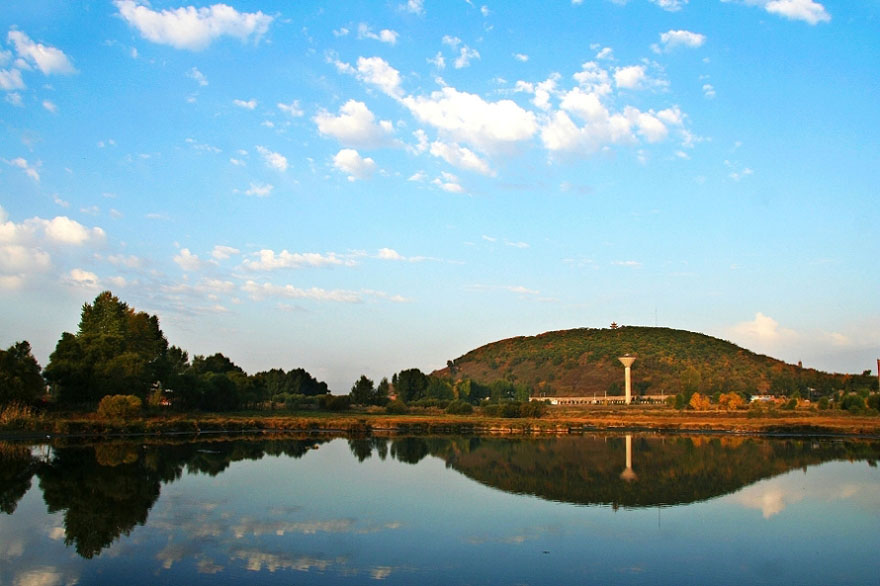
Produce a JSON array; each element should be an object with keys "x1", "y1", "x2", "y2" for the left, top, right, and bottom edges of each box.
[
  {"x1": 31, "y1": 437, "x2": 329, "y2": 559},
  {"x1": 38, "y1": 446, "x2": 161, "y2": 558},
  {"x1": 0, "y1": 442, "x2": 37, "y2": 514},
  {"x1": 390, "y1": 438, "x2": 429, "y2": 464},
  {"x1": 349, "y1": 438, "x2": 373, "y2": 462},
  {"x1": 430, "y1": 436, "x2": 880, "y2": 508}
]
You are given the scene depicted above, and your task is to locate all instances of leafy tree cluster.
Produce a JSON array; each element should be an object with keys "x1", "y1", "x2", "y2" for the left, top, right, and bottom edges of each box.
[
  {"x1": 0, "y1": 341, "x2": 44, "y2": 405},
  {"x1": 29, "y1": 291, "x2": 330, "y2": 412},
  {"x1": 44, "y1": 292, "x2": 168, "y2": 404}
]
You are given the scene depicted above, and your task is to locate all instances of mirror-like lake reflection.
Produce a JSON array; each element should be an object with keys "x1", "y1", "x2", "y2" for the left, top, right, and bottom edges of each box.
[{"x1": 1, "y1": 434, "x2": 878, "y2": 585}]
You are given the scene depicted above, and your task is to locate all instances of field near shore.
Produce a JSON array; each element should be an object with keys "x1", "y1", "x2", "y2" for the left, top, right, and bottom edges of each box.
[{"x1": 3, "y1": 405, "x2": 879, "y2": 439}]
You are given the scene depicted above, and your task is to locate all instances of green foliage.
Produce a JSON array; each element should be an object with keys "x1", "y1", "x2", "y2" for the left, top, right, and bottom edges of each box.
[
  {"x1": 867, "y1": 394, "x2": 880, "y2": 412},
  {"x1": 818, "y1": 396, "x2": 830, "y2": 410},
  {"x1": 97, "y1": 394, "x2": 142, "y2": 419},
  {"x1": 318, "y1": 394, "x2": 350, "y2": 411},
  {"x1": 395, "y1": 368, "x2": 428, "y2": 402},
  {"x1": 482, "y1": 400, "x2": 546, "y2": 418},
  {"x1": 445, "y1": 400, "x2": 473, "y2": 415},
  {"x1": 349, "y1": 374, "x2": 376, "y2": 405},
  {"x1": 840, "y1": 393, "x2": 866, "y2": 413},
  {"x1": 385, "y1": 399, "x2": 408, "y2": 414},
  {"x1": 45, "y1": 292, "x2": 168, "y2": 404},
  {"x1": 443, "y1": 326, "x2": 852, "y2": 399},
  {"x1": 0, "y1": 341, "x2": 44, "y2": 405}
]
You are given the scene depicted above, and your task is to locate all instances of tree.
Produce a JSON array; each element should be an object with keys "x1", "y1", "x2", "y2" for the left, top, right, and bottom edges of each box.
[
  {"x1": 689, "y1": 392, "x2": 711, "y2": 411},
  {"x1": 349, "y1": 375, "x2": 376, "y2": 405},
  {"x1": 376, "y1": 377, "x2": 391, "y2": 404},
  {"x1": 395, "y1": 368, "x2": 428, "y2": 403},
  {"x1": 44, "y1": 291, "x2": 168, "y2": 404},
  {"x1": 718, "y1": 392, "x2": 745, "y2": 410},
  {"x1": 0, "y1": 341, "x2": 44, "y2": 405}
]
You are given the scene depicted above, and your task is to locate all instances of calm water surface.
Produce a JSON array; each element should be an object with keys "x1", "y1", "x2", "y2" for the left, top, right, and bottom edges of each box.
[{"x1": 1, "y1": 434, "x2": 878, "y2": 585}]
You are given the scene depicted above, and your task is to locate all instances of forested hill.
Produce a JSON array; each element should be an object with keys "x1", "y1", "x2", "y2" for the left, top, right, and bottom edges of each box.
[{"x1": 436, "y1": 326, "x2": 852, "y2": 398}]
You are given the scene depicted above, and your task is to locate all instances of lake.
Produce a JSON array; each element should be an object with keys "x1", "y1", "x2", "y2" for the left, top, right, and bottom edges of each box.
[{"x1": 1, "y1": 434, "x2": 878, "y2": 585}]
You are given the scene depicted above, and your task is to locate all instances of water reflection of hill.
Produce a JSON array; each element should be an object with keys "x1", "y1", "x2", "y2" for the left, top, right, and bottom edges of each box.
[
  {"x1": 429, "y1": 436, "x2": 880, "y2": 508},
  {"x1": 2, "y1": 435, "x2": 878, "y2": 559}
]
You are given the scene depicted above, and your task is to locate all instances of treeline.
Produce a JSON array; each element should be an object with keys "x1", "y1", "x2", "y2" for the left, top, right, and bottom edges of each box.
[
  {"x1": 344, "y1": 368, "x2": 547, "y2": 418},
  {"x1": 0, "y1": 291, "x2": 330, "y2": 412}
]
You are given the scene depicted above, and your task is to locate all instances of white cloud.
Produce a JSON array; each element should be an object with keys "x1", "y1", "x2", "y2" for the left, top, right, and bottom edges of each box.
[
  {"x1": 173, "y1": 248, "x2": 208, "y2": 271},
  {"x1": 43, "y1": 216, "x2": 105, "y2": 245},
  {"x1": 595, "y1": 47, "x2": 614, "y2": 60},
  {"x1": 702, "y1": 83, "x2": 716, "y2": 99},
  {"x1": 401, "y1": 87, "x2": 537, "y2": 154},
  {"x1": 233, "y1": 98, "x2": 257, "y2": 109},
  {"x1": 513, "y1": 53, "x2": 529, "y2": 62},
  {"x1": 357, "y1": 23, "x2": 399, "y2": 45},
  {"x1": 765, "y1": 0, "x2": 830, "y2": 24},
  {"x1": 454, "y1": 46, "x2": 480, "y2": 69},
  {"x1": 650, "y1": 0, "x2": 688, "y2": 11},
  {"x1": 332, "y1": 148, "x2": 376, "y2": 181},
  {"x1": 427, "y1": 52, "x2": 445, "y2": 69},
  {"x1": 432, "y1": 171, "x2": 464, "y2": 193},
  {"x1": 401, "y1": 0, "x2": 425, "y2": 15},
  {"x1": 314, "y1": 100, "x2": 394, "y2": 147},
  {"x1": 211, "y1": 245, "x2": 240, "y2": 260},
  {"x1": 7, "y1": 30, "x2": 76, "y2": 75},
  {"x1": 244, "y1": 182, "x2": 273, "y2": 197},
  {"x1": 242, "y1": 249, "x2": 353, "y2": 271},
  {"x1": 355, "y1": 56, "x2": 405, "y2": 98},
  {"x1": 242, "y1": 280, "x2": 362, "y2": 303},
  {"x1": 573, "y1": 61, "x2": 613, "y2": 96},
  {"x1": 4, "y1": 157, "x2": 40, "y2": 182},
  {"x1": 187, "y1": 66, "x2": 208, "y2": 86},
  {"x1": 42, "y1": 100, "x2": 58, "y2": 113},
  {"x1": 0, "y1": 244, "x2": 51, "y2": 274},
  {"x1": 442, "y1": 36, "x2": 461, "y2": 49},
  {"x1": 505, "y1": 285, "x2": 540, "y2": 295},
  {"x1": 613, "y1": 260, "x2": 642, "y2": 268},
  {"x1": 429, "y1": 140, "x2": 493, "y2": 175},
  {"x1": 255, "y1": 145, "x2": 288, "y2": 171},
  {"x1": 0, "y1": 68, "x2": 25, "y2": 90},
  {"x1": 377, "y1": 247, "x2": 404, "y2": 260},
  {"x1": 657, "y1": 30, "x2": 706, "y2": 52},
  {"x1": 731, "y1": 312, "x2": 796, "y2": 342},
  {"x1": 408, "y1": 170, "x2": 427, "y2": 182},
  {"x1": 114, "y1": 0, "x2": 274, "y2": 51},
  {"x1": 106, "y1": 253, "x2": 142, "y2": 267},
  {"x1": 68, "y1": 268, "x2": 100, "y2": 289},
  {"x1": 277, "y1": 100, "x2": 303, "y2": 117},
  {"x1": 614, "y1": 65, "x2": 646, "y2": 89}
]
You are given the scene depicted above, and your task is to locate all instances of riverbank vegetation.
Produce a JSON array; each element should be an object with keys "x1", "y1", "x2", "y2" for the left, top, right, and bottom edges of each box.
[{"x1": 1, "y1": 291, "x2": 878, "y2": 436}]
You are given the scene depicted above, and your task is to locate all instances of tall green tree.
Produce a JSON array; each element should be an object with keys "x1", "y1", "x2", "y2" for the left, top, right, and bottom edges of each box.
[
  {"x1": 349, "y1": 375, "x2": 376, "y2": 405},
  {"x1": 44, "y1": 291, "x2": 168, "y2": 404},
  {"x1": 0, "y1": 341, "x2": 44, "y2": 405},
  {"x1": 395, "y1": 368, "x2": 428, "y2": 403}
]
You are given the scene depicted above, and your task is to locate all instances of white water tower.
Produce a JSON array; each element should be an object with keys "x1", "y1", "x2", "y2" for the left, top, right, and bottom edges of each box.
[{"x1": 618, "y1": 355, "x2": 636, "y2": 405}]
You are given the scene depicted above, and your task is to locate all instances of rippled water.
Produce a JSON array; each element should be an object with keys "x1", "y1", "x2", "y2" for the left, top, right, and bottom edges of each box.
[{"x1": 1, "y1": 434, "x2": 878, "y2": 585}]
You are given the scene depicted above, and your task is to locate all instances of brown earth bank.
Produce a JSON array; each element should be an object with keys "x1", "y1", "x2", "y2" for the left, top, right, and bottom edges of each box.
[{"x1": 2, "y1": 406, "x2": 879, "y2": 439}]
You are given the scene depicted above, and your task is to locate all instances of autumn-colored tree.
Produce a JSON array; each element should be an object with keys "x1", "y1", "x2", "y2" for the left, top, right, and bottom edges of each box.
[
  {"x1": 718, "y1": 392, "x2": 745, "y2": 410},
  {"x1": 688, "y1": 392, "x2": 712, "y2": 411}
]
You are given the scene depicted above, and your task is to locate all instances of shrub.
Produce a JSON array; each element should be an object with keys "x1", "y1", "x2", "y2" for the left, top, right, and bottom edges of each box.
[
  {"x1": 318, "y1": 394, "x2": 350, "y2": 411},
  {"x1": 385, "y1": 399, "x2": 408, "y2": 414},
  {"x1": 445, "y1": 400, "x2": 473, "y2": 415},
  {"x1": 817, "y1": 396, "x2": 830, "y2": 410},
  {"x1": 519, "y1": 400, "x2": 547, "y2": 418},
  {"x1": 840, "y1": 394, "x2": 866, "y2": 413},
  {"x1": 97, "y1": 394, "x2": 142, "y2": 419}
]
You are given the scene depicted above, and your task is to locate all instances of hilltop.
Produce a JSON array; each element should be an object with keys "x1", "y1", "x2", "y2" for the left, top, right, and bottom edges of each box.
[{"x1": 435, "y1": 326, "x2": 851, "y2": 398}]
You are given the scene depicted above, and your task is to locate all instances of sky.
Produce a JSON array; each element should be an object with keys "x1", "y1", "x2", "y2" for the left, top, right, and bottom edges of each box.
[{"x1": 1, "y1": 0, "x2": 878, "y2": 392}]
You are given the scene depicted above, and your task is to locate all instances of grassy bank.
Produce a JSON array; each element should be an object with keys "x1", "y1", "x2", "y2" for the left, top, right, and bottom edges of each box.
[{"x1": 2, "y1": 404, "x2": 879, "y2": 439}]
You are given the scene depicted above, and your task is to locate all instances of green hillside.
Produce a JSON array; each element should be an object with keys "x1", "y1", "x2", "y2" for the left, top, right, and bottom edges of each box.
[{"x1": 436, "y1": 326, "x2": 855, "y2": 398}]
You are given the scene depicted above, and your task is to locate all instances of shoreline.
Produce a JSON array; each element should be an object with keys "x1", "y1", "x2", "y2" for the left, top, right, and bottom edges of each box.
[{"x1": 2, "y1": 408, "x2": 880, "y2": 440}]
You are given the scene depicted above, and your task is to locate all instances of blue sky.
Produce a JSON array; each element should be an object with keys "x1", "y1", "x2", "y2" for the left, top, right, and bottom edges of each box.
[{"x1": 1, "y1": 0, "x2": 878, "y2": 392}]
